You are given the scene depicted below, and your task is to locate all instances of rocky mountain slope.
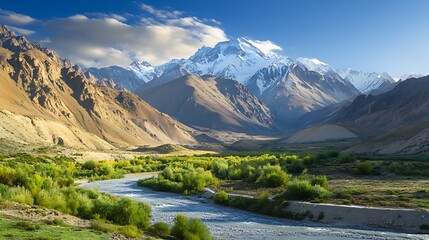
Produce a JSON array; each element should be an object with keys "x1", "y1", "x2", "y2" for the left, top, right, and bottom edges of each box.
[
  {"x1": 86, "y1": 66, "x2": 144, "y2": 91},
  {"x1": 131, "y1": 40, "x2": 359, "y2": 128},
  {"x1": 138, "y1": 74, "x2": 277, "y2": 133},
  {"x1": 0, "y1": 25, "x2": 195, "y2": 149},
  {"x1": 347, "y1": 119, "x2": 429, "y2": 155},
  {"x1": 295, "y1": 76, "x2": 429, "y2": 134},
  {"x1": 248, "y1": 62, "x2": 359, "y2": 125}
]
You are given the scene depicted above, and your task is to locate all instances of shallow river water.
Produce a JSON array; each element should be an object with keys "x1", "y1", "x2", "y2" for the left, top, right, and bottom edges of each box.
[{"x1": 81, "y1": 176, "x2": 428, "y2": 240}]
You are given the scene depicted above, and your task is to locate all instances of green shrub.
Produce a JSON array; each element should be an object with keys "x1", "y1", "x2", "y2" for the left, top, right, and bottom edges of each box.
[
  {"x1": 310, "y1": 175, "x2": 328, "y2": 189},
  {"x1": 118, "y1": 225, "x2": 142, "y2": 238},
  {"x1": 171, "y1": 214, "x2": 189, "y2": 240},
  {"x1": 182, "y1": 168, "x2": 218, "y2": 192},
  {"x1": 8, "y1": 187, "x2": 34, "y2": 205},
  {"x1": 35, "y1": 188, "x2": 68, "y2": 212},
  {"x1": 110, "y1": 198, "x2": 151, "y2": 229},
  {"x1": 213, "y1": 191, "x2": 228, "y2": 204},
  {"x1": 283, "y1": 179, "x2": 330, "y2": 201},
  {"x1": 340, "y1": 153, "x2": 357, "y2": 163},
  {"x1": 187, "y1": 218, "x2": 213, "y2": 240},
  {"x1": 354, "y1": 162, "x2": 373, "y2": 175},
  {"x1": 171, "y1": 214, "x2": 214, "y2": 240},
  {"x1": 138, "y1": 178, "x2": 184, "y2": 193},
  {"x1": 255, "y1": 165, "x2": 291, "y2": 187},
  {"x1": 150, "y1": 222, "x2": 170, "y2": 237},
  {"x1": 90, "y1": 220, "x2": 117, "y2": 233},
  {"x1": 16, "y1": 221, "x2": 40, "y2": 231},
  {"x1": 82, "y1": 160, "x2": 97, "y2": 170},
  {"x1": 285, "y1": 160, "x2": 305, "y2": 174}
]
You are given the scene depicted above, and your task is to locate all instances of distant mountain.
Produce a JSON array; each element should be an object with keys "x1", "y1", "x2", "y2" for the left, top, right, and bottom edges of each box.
[
  {"x1": 337, "y1": 69, "x2": 395, "y2": 93},
  {"x1": 246, "y1": 60, "x2": 359, "y2": 125},
  {"x1": 131, "y1": 38, "x2": 289, "y2": 92},
  {"x1": 138, "y1": 74, "x2": 277, "y2": 133},
  {"x1": 86, "y1": 66, "x2": 144, "y2": 91},
  {"x1": 347, "y1": 119, "x2": 429, "y2": 155},
  {"x1": 0, "y1": 25, "x2": 195, "y2": 149},
  {"x1": 296, "y1": 76, "x2": 429, "y2": 134},
  {"x1": 398, "y1": 73, "x2": 424, "y2": 81}
]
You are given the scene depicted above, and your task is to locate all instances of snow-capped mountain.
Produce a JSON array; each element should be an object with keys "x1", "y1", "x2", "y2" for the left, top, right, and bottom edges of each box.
[
  {"x1": 130, "y1": 38, "x2": 290, "y2": 88},
  {"x1": 86, "y1": 66, "x2": 144, "y2": 91},
  {"x1": 398, "y1": 73, "x2": 424, "y2": 81},
  {"x1": 296, "y1": 57, "x2": 332, "y2": 75},
  {"x1": 337, "y1": 69, "x2": 395, "y2": 93},
  {"x1": 128, "y1": 61, "x2": 157, "y2": 82},
  {"x1": 245, "y1": 62, "x2": 289, "y2": 97},
  {"x1": 246, "y1": 62, "x2": 359, "y2": 124}
]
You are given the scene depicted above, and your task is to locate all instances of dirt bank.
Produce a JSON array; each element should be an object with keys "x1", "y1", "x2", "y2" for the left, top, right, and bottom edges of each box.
[{"x1": 284, "y1": 201, "x2": 429, "y2": 233}]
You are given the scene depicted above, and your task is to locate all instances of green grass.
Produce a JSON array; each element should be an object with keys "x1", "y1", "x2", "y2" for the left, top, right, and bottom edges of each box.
[{"x1": 0, "y1": 214, "x2": 110, "y2": 240}]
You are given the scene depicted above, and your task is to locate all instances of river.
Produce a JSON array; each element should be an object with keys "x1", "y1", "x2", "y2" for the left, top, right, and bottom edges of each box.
[{"x1": 81, "y1": 175, "x2": 427, "y2": 240}]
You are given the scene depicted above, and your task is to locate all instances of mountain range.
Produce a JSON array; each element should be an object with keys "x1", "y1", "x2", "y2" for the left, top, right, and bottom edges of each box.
[
  {"x1": 1, "y1": 24, "x2": 429, "y2": 155},
  {"x1": 0, "y1": 25, "x2": 195, "y2": 149},
  {"x1": 95, "y1": 38, "x2": 365, "y2": 126}
]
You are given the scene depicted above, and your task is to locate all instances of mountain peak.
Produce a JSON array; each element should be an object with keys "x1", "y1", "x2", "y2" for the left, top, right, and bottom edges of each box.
[
  {"x1": 131, "y1": 60, "x2": 152, "y2": 67},
  {"x1": 0, "y1": 25, "x2": 37, "y2": 52},
  {"x1": 0, "y1": 25, "x2": 16, "y2": 38},
  {"x1": 296, "y1": 57, "x2": 332, "y2": 75}
]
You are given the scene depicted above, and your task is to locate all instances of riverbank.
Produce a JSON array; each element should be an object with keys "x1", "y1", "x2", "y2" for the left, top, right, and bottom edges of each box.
[
  {"x1": 81, "y1": 176, "x2": 428, "y2": 239},
  {"x1": 94, "y1": 172, "x2": 429, "y2": 234},
  {"x1": 284, "y1": 201, "x2": 429, "y2": 233},
  {"x1": 202, "y1": 188, "x2": 429, "y2": 234}
]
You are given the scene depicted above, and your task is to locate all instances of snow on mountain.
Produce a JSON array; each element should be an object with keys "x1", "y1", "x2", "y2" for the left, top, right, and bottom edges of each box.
[
  {"x1": 337, "y1": 69, "x2": 395, "y2": 93},
  {"x1": 399, "y1": 73, "x2": 424, "y2": 81},
  {"x1": 245, "y1": 63, "x2": 289, "y2": 96},
  {"x1": 296, "y1": 57, "x2": 332, "y2": 75},
  {"x1": 129, "y1": 38, "x2": 289, "y2": 87},
  {"x1": 128, "y1": 38, "x2": 396, "y2": 96},
  {"x1": 128, "y1": 61, "x2": 157, "y2": 83}
]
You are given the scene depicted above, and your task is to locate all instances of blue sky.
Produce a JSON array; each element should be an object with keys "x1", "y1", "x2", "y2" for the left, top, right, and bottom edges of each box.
[{"x1": 0, "y1": 0, "x2": 428, "y2": 76}]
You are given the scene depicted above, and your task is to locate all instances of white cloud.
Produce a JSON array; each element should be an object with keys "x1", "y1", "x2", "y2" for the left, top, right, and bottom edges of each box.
[
  {"x1": 140, "y1": 3, "x2": 182, "y2": 19},
  {"x1": 0, "y1": 4, "x2": 227, "y2": 68},
  {"x1": 247, "y1": 39, "x2": 283, "y2": 56},
  {"x1": 8, "y1": 26, "x2": 35, "y2": 35},
  {"x1": 0, "y1": 9, "x2": 35, "y2": 25},
  {"x1": 35, "y1": 5, "x2": 227, "y2": 68}
]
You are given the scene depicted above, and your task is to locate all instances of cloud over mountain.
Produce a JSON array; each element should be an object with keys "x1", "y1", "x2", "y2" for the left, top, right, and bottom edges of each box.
[{"x1": 0, "y1": 4, "x2": 228, "y2": 68}]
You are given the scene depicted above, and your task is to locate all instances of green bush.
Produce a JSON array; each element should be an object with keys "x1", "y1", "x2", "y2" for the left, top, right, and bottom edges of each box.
[
  {"x1": 255, "y1": 165, "x2": 291, "y2": 187},
  {"x1": 171, "y1": 214, "x2": 189, "y2": 240},
  {"x1": 16, "y1": 221, "x2": 40, "y2": 231},
  {"x1": 213, "y1": 191, "x2": 228, "y2": 204},
  {"x1": 140, "y1": 167, "x2": 217, "y2": 194},
  {"x1": 8, "y1": 187, "x2": 34, "y2": 205},
  {"x1": 171, "y1": 214, "x2": 214, "y2": 240},
  {"x1": 138, "y1": 178, "x2": 184, "y2": 193},
  {"x1": 340, "y1": 153, "x2": 357, "y2": 163},
  {"x1": 90, "y1": 220, "x2": 117, "y2": 233},
  {"x1": 35, "y1": 188, "x2": 68, "y2": 213},
  {"x1": 150, "y1": 222, "x2": 170, "y2": 237},
  {"x1": 310, "y1": 175, "x2": 328, "y2": 189},
  {"x1": 283, "y1": 179, "x2": 330, "y2": 201},
  {"x1": 110, "y1": 198, "x2": 151, "y2": 229},
  {"x1": 118, "y1": 225, "x2": 142, "y2": 238},
  {"x1": 354, "y1": 162, "x2": 373, "y2": 175},
  {"x1": 82, "y1": 160, "x2": 97, "y2": 170}
]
